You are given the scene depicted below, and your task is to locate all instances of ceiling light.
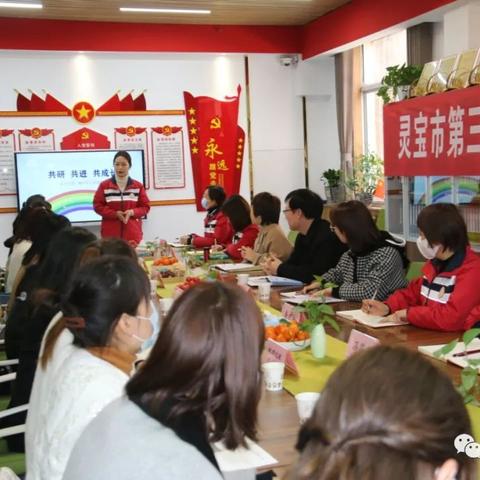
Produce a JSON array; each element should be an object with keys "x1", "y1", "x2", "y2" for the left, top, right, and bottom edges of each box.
[
  {"x1": 120, "y1": 7, "x2": 211, "y2": 14},
  {"x1": 0, "y1": 2, "x2": 42, "y2": 8}
]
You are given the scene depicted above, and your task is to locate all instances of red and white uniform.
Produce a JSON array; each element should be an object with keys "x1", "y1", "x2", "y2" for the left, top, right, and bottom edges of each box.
[
  {"x1": 225, "y1": 224, "x2": 259, "y2": 261},
  {"x1": 191, "y1": 208, "x2": 233, "y2": 248},
  {"x1": 93, "y1": 176, "x2": 150, "y2": 246},
  {"x1": 386, "y1": 247, "x2": 480, "y2": 331}
]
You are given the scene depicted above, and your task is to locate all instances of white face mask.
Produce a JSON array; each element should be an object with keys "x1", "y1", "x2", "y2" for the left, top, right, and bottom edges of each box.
[
  {"x1": 201, "y1": 197, "x2": 209, "y2": 209},
  {"x1": 416, "y1": 236, "x2": 440, "y2": 260},
  {"x1": 131, "y1": 303, "x2": 160, "y2": 352}
]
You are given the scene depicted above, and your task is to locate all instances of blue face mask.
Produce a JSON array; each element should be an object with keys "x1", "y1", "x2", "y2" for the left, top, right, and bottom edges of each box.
[
  {"x1": 201, "y1": 197, "x2": 209, "y2": 210},
  {"x1": 132, "y1": 301, "x2": 161, "y2": 352}
]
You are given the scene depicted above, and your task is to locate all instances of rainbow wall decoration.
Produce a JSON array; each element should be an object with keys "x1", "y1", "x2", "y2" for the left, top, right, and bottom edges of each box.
[
  {"x1": 48, "y1": 189, "x2": 96, "y2": 217},
  {"x1": 415, "y1": 176, "x2": 480, "y2": 204}
]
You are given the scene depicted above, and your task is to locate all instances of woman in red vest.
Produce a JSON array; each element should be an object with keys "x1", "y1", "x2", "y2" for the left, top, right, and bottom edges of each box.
[
  {"x1": 93, "y1": 151, "x2": 150, "y2": 247},
  {"x1": 184, "y1": 185, "x2": 233, "y2": 248}
]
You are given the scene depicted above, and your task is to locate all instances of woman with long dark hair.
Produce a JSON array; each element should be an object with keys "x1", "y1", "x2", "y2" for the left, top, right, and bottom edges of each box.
[
  {"x1": 219, "y1": 194, "x2": 259, "y2": 260},
  {"x1": 26, "y1": 256, "x2": 153, "y2": 480},
  {"x1": 304, "y1": 200, "x2": 408, "y2": 301},
  {"x1": 64, "y1": 282, "x2": 264, "y2": 480}
]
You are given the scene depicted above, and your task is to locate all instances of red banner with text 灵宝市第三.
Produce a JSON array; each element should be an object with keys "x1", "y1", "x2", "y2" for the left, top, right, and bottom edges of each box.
[
  {"x1": 384, "y1": 85, "x2": 480, "y2": 176},
  {"x1": 183, "y1": 86, "x2": 245, "y2": 211}
]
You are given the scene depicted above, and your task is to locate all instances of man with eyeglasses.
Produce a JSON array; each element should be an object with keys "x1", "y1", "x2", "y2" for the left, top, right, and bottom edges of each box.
[{"x1": 262, "y1": 189, "x2": 346, "y2": 283}]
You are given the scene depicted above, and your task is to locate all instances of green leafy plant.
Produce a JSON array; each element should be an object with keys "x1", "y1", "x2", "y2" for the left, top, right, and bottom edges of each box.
[
  {"x1": 346, "y1": 152, "x2": 383, "y2": 197},
  {"x1": 295, "y1": 276, "x2": 340, "y2": 334},
  {"x1": 377, "y1": 63, "x2": 423, "y2": 104},
  {"x1": 321, "y1": 169, "x2": 342, "y2": 188},
  {"x1": 434, "y1": 328, "x2": 480, "y2": 405}
]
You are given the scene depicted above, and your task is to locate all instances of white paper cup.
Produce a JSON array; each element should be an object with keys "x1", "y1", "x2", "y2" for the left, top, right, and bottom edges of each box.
[
  {"x1": 159, "y1": 298, "x2": 174, "y2": 316},
  {"x1": 237, "y1": 273, "x2": 249, "y2": 286},
  {"x1": 261, "y1": 361, "x2": 285, "y2": 391},
  {"x1": 295, "y1": 392, "x2": 321, "y2": 423},
  {"x1": 258, "y1": 281, "x2": 271, "y2": 300}
]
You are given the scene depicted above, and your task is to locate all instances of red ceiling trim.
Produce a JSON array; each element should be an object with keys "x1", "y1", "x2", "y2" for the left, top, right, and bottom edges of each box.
[
  {"x1": 0, "y1": 17, "x2": 301, "y2": 53},
  {"x1": 0, "y1": 1, "x2": 458, "y2": 57},
  {"x1": 302, "y1": 0, "x2": 457, "y2": 59}
]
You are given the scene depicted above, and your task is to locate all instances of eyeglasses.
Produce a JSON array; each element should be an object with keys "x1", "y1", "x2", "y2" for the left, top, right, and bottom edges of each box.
[{"x1": 282, "y1": 208, "x2": 292, "y2": 214}]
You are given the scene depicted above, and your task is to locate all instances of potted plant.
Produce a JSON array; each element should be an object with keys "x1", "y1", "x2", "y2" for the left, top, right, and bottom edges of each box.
[
  {"x1": 295, "y1": 277, "x2": 340, "y2": 359},
  {"x1": 346, "y1": 152, "x2": 383, "y2": 205},
  {"x1": 434, "y1": 328, "x2": 480, "y2": 405},
  {"x1": 321, "y1": 169, "x2": 345, "y2": 204},
  {"x1": 377, "y1": 63, "x2": 423, "y2": 104}
]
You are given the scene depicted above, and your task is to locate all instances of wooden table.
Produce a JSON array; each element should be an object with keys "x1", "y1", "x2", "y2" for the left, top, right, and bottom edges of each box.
[{"x1": 256, "y1": 288, "x2": 465, "y2": 477}]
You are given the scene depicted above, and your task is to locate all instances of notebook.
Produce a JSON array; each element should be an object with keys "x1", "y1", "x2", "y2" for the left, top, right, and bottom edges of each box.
[
  {"x1": 337, "y1": 309, "x2": 408, "y2": 328},
  {"x1": 247, "y1": 276, "x2": 304, "y2": 287},
  {"x1": 418, "y1": 339, "x2": 480, "y2": 370},
  {"x1": 280, "y1": 291, "x2": 344, "y2": 305},
  {"x1": 214, "y1": 263, "x2": 264, "y2": 273},
  {"x1": 213, "y1": 438, "x2": 277, "y2": 477}
]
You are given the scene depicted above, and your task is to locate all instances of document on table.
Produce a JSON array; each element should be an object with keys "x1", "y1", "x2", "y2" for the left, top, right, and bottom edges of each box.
[
  {"x1": 213, "y1": 438, "x2": 278, "y2": 472},
  {"x1": 247, "y1": 276, "x2": 304, "y2": 287},
  {"x1": 418, "y1": 338, "x2": 480, "y2": 370},
  {"x1": 214, "y1": 263, "x2": 263, "y2": 272},
  {"x1": 280, "y1": 291, "x2": 344, "y2": 305},
  {"x1": 337, "y1": 309, "x2": 408, "y2": 328}
]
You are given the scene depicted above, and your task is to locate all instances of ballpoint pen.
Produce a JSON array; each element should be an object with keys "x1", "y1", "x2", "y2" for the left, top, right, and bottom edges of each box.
[{"x1": 452, "y1": 348, "x2": 480, "y2": 357}]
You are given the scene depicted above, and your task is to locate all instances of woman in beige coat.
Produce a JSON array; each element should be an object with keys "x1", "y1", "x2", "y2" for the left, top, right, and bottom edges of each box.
[{"x1": 241, "y1": 192, "x2": 292, "y2": 265}]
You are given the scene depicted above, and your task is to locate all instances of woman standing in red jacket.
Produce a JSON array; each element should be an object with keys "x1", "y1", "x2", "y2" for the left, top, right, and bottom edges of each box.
[
  {"x1": 93, "y1": 151, "x2": 150, "y2": 247},
  {"x1": 183, "y1": 185, "x2": 233, "y2": 248},
  {"x1": 363, "y1": 203, "x2": 480, "y2": 332},
  {"x1": 217, "y1": 195, "x2": 259, "y2": 261}
]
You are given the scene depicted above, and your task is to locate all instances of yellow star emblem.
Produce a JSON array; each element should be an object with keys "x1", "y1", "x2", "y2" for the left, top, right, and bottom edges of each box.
[
  {"x1": 190, "y1": 127, "x2": 197, "y2": 135},
  {"x1": 188, "y1": 107, "x2": 196, "y2": 115},
  {"x1": 189, "y1": 117, "x2": 196, "y2": 125},
  {"x1": 192, "y1": 147, "x2": 199, "y2": 154},
  {"x1": 76, "y1": 104, "x2": 92, "y2": 120},
  {"x1": 190, "y1": 137, "x2": 198, "y2": 145}
]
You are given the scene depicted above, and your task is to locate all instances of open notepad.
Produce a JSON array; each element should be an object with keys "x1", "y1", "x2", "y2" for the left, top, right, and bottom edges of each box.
[
  {"x1": 280, "y1": 291, "x2": 344, "y2": 305},
  {"x1": 418, "y1": 339, "x2": 480, "y2": 370},
  {"x1": 337, "y1": 309, "x2": 408, "y2": 328}
]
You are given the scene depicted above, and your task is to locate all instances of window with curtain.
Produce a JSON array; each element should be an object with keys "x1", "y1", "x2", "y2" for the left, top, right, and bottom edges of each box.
[{"x1": 361, "y1": 30, "x2": 407, "y2": 157}]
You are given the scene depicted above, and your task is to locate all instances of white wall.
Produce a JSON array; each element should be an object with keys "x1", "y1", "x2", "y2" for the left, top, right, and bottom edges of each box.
[
  {"x1": 247, "y1": 54, "x2": 340, "y2": 232},
  {"x1": 0, "y1": 50, "x2": 337, "y2": 264},
  {"x1": 295, "y1": 56, "x2": 340, "y2": 198}
]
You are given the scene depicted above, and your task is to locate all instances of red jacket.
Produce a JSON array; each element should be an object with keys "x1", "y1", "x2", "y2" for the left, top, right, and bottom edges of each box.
[
  {"x1": 386, "y1": 247, "x2": 480, "y2": 331},
  {"x1": 93, "y1": 177, "x2": 150, "y2": 246},
  {"x1": 191, "y1": 209, "x2": 233, "y2": 248},
  {"x1": 225, "y1": 224, "x2": 259, "y2": 261}
]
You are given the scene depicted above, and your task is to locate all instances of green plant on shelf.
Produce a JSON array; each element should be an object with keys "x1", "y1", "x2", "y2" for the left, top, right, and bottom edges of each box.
[
  {"x1": 434, "y1": 327, "x2": 480, "y2": 406},
  {"x1": 321, "y1": 169, "x2": 342, "y2": 188},
  {"x1": 377, "y1": 63, "x2": 422, "y2": 104},
  {"x1": 346, "y1": 152, "x2": 383, "y2": 201}
]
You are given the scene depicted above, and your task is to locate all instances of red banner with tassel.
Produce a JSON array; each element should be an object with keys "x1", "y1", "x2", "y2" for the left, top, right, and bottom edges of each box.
[{"x1": 183, "y1": 86, "x2": 245, "y2": 211}]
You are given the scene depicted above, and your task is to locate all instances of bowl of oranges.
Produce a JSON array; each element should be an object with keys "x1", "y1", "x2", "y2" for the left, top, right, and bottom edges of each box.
[{"x1": 265, "y1": 321, "x2": 310, "y2": 351}]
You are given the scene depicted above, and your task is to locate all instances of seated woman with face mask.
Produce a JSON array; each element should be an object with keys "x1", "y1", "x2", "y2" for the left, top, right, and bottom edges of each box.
[
  {"x1": 363, "y1": 203, "x2": 480, "y2": 331},
  {"x1": 25, "y1": 256, "x2": 156, "y2": 480}
]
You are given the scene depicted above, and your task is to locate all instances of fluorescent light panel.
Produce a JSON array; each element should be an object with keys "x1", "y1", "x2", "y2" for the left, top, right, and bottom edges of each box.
[
  {"x1": 120, "y1": 6, "x2": 211, "y2": 14},
  {"x1": 0, "y1": 1, "x2": 42, "y2": 8}
]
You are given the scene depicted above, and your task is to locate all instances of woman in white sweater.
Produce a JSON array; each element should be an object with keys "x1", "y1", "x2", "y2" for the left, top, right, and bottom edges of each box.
[
  {"x1": 25, "y1": 256, "x2": 154, "y2": 480},
  {"x1": 64, "y1": 282, "x2": 265, "y2": 480}
]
